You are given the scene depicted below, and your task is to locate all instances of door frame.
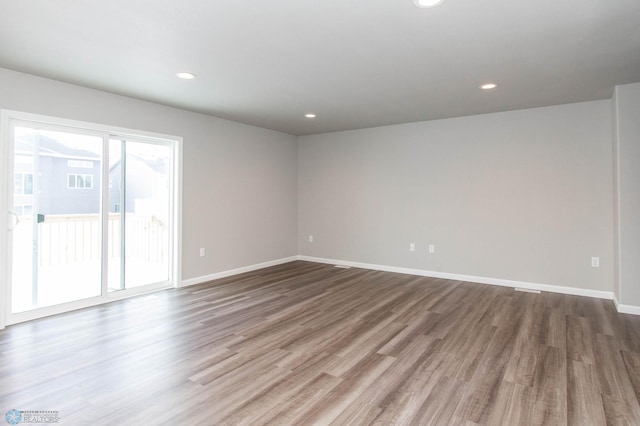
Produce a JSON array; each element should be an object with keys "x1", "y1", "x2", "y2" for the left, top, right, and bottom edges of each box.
[{"x1": 0, "y1": 109, "x2": 183, "y2": 329}]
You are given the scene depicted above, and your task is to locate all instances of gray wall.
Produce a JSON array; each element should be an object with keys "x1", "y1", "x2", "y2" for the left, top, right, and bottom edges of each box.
[
  {"x1": 613, "y1": 82, "x2": 640, "y2": 306},
  {"x1": 0, "y1": 66, "x2": 626, "y2": 298},
  {"x1": 0, "y1": 67, "x2": 298, "y2": 281},
  {"x1": 298, "y1": 101, "x2": 614, "y2": 292}
]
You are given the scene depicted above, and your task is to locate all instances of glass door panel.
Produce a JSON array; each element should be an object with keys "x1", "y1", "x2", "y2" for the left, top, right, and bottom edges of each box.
[
  {"x1": 11, "y1": 126, "x2": 103, "y2": 313},
  {"x1": 108, "y1": 139, "x2": 172, "y2": 291},
  {"x1": 124, "y1": 141, "x2": 171, "y2": 288}
]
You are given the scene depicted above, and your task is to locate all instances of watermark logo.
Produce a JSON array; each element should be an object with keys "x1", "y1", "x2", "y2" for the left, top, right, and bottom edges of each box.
[
  {"x1": 4, "y1": 410, "x2": 60, "y2": 424},
  {"x1": 5, "y1": 410, "x2": 22, "y2": 425}
]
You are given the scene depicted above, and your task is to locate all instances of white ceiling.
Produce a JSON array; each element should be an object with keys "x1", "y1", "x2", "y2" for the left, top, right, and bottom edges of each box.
[{"x1": 1, "y1": 0, "x2": 639, "y2": 135}]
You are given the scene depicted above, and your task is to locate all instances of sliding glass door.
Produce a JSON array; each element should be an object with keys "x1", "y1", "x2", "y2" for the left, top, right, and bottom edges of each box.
[
  {"x1": 2, "y1": 112, "x2": 180, "y2": 325},
  {"x1": 108, "y1": 138, "x2": 172, "y2": 291},
  {"x1": 11, "y1": 126, "x2": 103, "y2": 312}
]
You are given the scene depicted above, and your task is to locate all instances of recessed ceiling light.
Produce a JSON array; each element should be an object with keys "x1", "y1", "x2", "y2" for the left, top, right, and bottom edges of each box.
[
  {"x1": 414, "y1": 0, "x2": 445, "y2": 8},
  {"x1": 480, "y1": 83, "x2": 498, "y2": 90},
  {"x1": 305, "y1": 113, "x2": 317, "y2": 118},
  {"x1": 176, "y1": 72, "x2": 196, "y2": 80}
]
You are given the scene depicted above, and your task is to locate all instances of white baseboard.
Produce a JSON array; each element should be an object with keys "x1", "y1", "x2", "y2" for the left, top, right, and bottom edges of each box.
[
  {"x1": 179, "y1": 255, "x2": 639, "y2": 316},
  {"x1": 297, "y1": 255, "x2": 617, "y2": 301},
  {"x1": 613, "y1": 296, "x2": 640, "y2": 315},
  {"x1": 180, "y1": 256, "x2": 298, "y2": 288}
]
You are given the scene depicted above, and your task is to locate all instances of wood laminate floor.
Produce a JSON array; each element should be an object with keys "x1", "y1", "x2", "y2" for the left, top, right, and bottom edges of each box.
[{"x1": 1, "y1": 261, "x2": 640, "y2": 425}]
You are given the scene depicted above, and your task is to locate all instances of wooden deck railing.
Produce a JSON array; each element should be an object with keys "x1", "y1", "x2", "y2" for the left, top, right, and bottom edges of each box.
[{"x1": 14, "y1": 213, "x2": 168, "y2": 267}]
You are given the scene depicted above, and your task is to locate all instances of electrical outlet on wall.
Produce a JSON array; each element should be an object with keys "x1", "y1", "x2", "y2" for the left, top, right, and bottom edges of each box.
[
  {"x1": 428, "y1": 244, "x2": 435, "y2": 254},
  {"x1": 591, "y1": 257, "x2": 600, "y2": 268},
  {"x1": 409, "y1": 243, "x2": 416, "y2": 252},
  {"x1": 308, "y1": 235, "x2": 314, "y2": 243},
  {"x1": 200, "y1": 248, "x2": 206, "y2": 257}
]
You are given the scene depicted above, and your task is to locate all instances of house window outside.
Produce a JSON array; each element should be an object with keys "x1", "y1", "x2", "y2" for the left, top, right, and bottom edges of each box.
[
  {"x1": 13, "y1": 205, "x2": 33, "y2": 217},
  {"x1": 14, "y1": 173, "x2": 33, "y2": 195},
  {"x1": 68, "y1": 173, "x2": 93, "y2": 189}
]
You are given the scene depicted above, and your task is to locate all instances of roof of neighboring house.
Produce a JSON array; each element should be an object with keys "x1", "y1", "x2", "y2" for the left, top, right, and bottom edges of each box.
[
  {"x1": 15, "y1": 132, "x2": 100, "y2": 160},
  {"x1": 109, "y1": 154, "x2": 170, "y2": 174},
  {"x1": 15, "y1": 130, "x2": 169, "y2": 174}
]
